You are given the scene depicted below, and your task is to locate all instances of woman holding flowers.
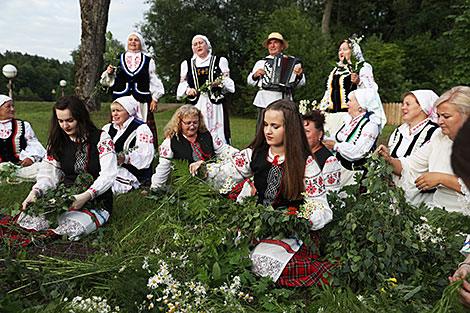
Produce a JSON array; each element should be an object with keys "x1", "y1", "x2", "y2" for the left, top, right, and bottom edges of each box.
[
  {"x1": 208, "y1": 99, "x2": 333, "y2": 287},
  {"x1": 177, "y1": 35, "x2": 235, "y2": 144},
  {"x1": 322, "y1": 36, "x2": 378, "y2": 137},
  {"x1": 151, "y1": 105, "x2": 231, "y2": 189},
  {"x1": 101, "y1": 32, "x2": 164, "y2": 146},
  {"x1": 20, "y1": 96, "x2": 117, "y2": 241},
  {"x1": 102, "y1": 96, "x2": 154, "y2": 195},
  {"x1": 323, "y1": 88, "x2": 386, "y2": 187},
  {"x1": 376, "y1": 86, "x2": 470, "y2": 213}
]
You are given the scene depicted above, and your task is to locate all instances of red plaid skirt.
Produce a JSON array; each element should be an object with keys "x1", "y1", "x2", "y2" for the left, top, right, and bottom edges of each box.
[
  {"x1": 276, "y1": 244, "x2": 332, "y2": 287},
  {"x1": 0, "y1": 215, "x2": 58, "y2": 247}
]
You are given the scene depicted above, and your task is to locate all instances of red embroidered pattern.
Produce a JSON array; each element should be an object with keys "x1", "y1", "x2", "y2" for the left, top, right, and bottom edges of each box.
[
  {"x1": 139, "y1": 133, "x2": 154, "y2": 144},
  {"x1": 235, "y1": 157, "x2": 245, "y2": 167}
]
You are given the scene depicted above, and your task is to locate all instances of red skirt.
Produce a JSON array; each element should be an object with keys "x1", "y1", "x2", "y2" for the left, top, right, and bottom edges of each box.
[
  {"x1": 0, "y1": 215, "x2": 58, "y2": 247},
  {"x1": 276, "y1": 244, "x2": 332, "y2": 287}
]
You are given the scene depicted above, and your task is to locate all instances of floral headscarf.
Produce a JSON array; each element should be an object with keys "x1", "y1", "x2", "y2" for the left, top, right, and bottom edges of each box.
[
  {"x1": 112, "y1": 96, "x2": 143, "y2": 121},
  {"x1": 351, "y1": 89, "x2": 387, "y2": 129},
  {"x1": 410, "y1": 90, "x2": 439, "y2": 123},
  {"x1": 126, "y1": 32, "x2": 146, "y2": 52}
]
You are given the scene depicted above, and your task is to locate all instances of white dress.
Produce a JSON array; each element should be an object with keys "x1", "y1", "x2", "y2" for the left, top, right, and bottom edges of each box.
[
  {"x1": 102, "y1": 117, "x2": 155, "y2": 194},
  {"x1": 177, "y1": 54, "x2": 235, "y2": 144},
  {"x1": 333, "y1": 113, "x2": 380, "y2": 186},
  {"x1": 18, "y1": 132, "x2": 117, "y2": 240},
  {"x1": 0, "y1": 118, "x2": 46, "y2": 180},
  {"x1": 398, "y1": 129, "x2": 470, "y2": 214},
  {"x1": 206, "y1": 147, "x2": 332, "y2": 281}
]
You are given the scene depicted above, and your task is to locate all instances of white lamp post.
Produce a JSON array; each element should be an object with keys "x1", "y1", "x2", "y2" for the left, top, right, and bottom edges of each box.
[
  {"x1": 2, "y1": 64, "x2": 18, "y2": 99},
  {"x1": 59, "y1": 80, "x2": 67, "y2": 96}
]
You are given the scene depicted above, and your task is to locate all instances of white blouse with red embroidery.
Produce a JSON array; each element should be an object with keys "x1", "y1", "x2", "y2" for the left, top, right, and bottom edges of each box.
[{"x1": 32, "y1": 132, "x2": 117, "y2": 200}]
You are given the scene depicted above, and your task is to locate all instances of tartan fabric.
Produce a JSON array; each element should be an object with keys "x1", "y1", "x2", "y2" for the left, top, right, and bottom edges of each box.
[
  {"x1": 0, "y1": 215, "x2": 58, "y2": 247},
  {"x1": 276, "y1": 244, "x2": 332, "y2": 287},
  {"x1": 229, "y1": 178, "x2": 250, "y2": 200}
]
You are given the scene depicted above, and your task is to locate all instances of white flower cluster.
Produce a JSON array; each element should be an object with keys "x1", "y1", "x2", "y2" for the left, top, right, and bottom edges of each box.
[
  {"x1": 143, "y1": 259, "x2": 208, "y2": 312},
  {"x1": 215, "y1": 275, "x2": 253, "y2": 308},
  {"x1": 298, "y1": 99, "x2": 330, "y2": 115},
  {"x1": 297, "y1": 196, "x2": 327, "y2": 220},
  {"x1": 219, "y1": 177, "x2": 236, "y2": 194},
  {"x1": 66, "y1": 295, "x2": 120, "y2": 313},
  {"x1": 413, "y1": 216, "x2": 445, "y2": 247}
]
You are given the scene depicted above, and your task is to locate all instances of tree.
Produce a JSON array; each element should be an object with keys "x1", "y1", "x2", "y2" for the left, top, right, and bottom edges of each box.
[
  {"x1": 321, "y1": 0, "x2": 334, "y2": 34},
  {"x1": 75, "y1": 0, "x2": 111, "y2": 111}
]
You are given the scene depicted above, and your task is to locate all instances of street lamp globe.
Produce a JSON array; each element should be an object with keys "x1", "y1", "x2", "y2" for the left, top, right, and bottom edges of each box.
[
  {"x1": 59, "y1": 80, "x2": 67, "y2": 87},
  {"x1": 2, "y1": 64, "x2": 17, "y2": 79}
]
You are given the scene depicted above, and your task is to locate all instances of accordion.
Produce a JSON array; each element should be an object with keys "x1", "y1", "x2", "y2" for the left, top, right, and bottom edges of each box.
[{"x1": 262, "y1": 54, "x2": 301, "y2": 91}]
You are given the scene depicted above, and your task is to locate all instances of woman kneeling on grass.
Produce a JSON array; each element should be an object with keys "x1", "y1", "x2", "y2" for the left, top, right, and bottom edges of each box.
[
  {"x1": 208, "y1": 99, "x2": 333, "y2": 287},
  {"x1": 20, "y1": 96, "x2": 117, "y2": 241}
]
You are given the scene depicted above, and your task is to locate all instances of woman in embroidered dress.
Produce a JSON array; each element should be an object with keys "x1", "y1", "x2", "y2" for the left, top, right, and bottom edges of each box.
[
  {"x1": 303, "y1": 110, "x2": 341, "y2": 192},
  {"x1": 0, "y1": 95, "x2": 46, "y2": 181},
  {"x1": 101, "y1": 32, "x2": 164, "y2": 146},
  {"x1": 176, "y1": 35, "x2": 235, "y2": 144},
  {"x1": 20, "y1": 96, "x2": 117, "y2": 241},
  {"x1": 376, "y1": 86, "x2": 470, "y2": 213},
  {"x1": 323, "y1": 88, "x2": 386, "y2": 187},
  {"x1": 321, "y1": 37, "x2": 378, "y2": 137},
  {"x1": 150, "y1": 105, "x2": 230, "y2": 189},
  {"x1": 102, "y1": 96, "x2": 154, "y2": 195},
  {"x1": 208, "y1": 99, "x2": 333, "y2": 287}
]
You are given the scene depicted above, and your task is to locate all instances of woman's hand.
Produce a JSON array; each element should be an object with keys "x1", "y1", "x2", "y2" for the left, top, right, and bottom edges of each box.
[
  {"x1": 71, "y1": 192, "x2": 92, "y2": 210},
  {"x1": 117, "y1": 155, "x2": 125, "y2": 165},
  {"x1": 322, "y1": 139, "x2": 336, "y2": 150},
  {"x1": 189, "y1": 160, "x2": 204, "y2": 175},
  {"x1": 415, "y1": 172, "x2": 443, "y2": 191},
  {"x1": 20, "y1": 158, "x2": 33, "y2": 167},
  {"x1": 187, "y1": 88, "x2": 197, "y2": 97},
  {"x1": 22, "y1": 190, "x2": 37, "y2": 210},
  {"x1": 449, "y1": 264, "x2": 470, "y2": 307},
  {"x1": 150, "y1": 99, "x2": 158, "y2": 112},
  {"x1": 375, "y1": 145, "x2": 392, "y2": 162},
  {"x1": 106, "y1": 65, "x2": 115, "y2": 75},
  {"x1": 253, "y1": 68, "x2": 266, "y2": 79},
  {"x1": 351, "y1": 73, "x2": 360, "y2": 84}
]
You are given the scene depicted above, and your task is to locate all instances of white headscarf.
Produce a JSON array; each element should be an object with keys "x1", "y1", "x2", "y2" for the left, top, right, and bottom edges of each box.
[
  {"x1": 126, "y1": 32, "x2": 147, "y2": 52},
  {"x1": 112, "y1": 96, "x2": 143, "y2": 121},
  {"x1": 0, "y1": 95, "x2": 12, "y2": 107},
  {"x1": 410, "y1": 89, "x2": 439, "y2": 123},
  {"x1": 351, "y1": 88, "x2": 387, "y2": 129},
  {"x1": 191, "y1": 34, "x2": 212, "y2": 58}
]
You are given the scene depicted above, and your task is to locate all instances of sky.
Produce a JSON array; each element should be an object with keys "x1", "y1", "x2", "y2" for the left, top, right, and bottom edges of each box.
[{"x1": 0, "y1": 0, "x2": 150, "y2": 63}]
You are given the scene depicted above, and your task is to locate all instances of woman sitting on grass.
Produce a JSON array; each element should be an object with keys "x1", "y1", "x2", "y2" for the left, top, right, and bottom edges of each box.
[
  {"x1": 102, "y1": 96, "x2": 154, "y2": 195},
  {"x1": 208, "y1": 99, "x2": 333, "y2": 287},
  {"x1": 20, "y1": 96, "x2": 117, "y2": 241},
  {"x1": 151, "y1": 105, "x2": 230, "y2": 189}
]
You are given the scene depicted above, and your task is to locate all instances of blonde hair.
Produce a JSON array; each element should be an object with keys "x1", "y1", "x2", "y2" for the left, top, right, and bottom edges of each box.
[
  {"x1": 435, "y1": 86, "x2": 470, "y2": 116},
  {"x1": 164, "y1": 105, "x2": 208, "y2": 138}
]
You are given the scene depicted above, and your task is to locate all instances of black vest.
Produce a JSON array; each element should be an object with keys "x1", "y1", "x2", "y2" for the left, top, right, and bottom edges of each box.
[
  {"x1": 390, "y1": 121, "x2": 439, "y2": 158},
  {"x1": 0, "y1": 119, "x2": 27, "y2": 163},
  {"x1": 250, "y1": 147, "x2": 304, "y2": 209},
  {"x1": 112, "y1": 53, "x2": 152, "y2": 103},
  {"x1": 61, "y1": 128, "x2": 113, "y2": 212},
  {"x1": 335, "y1": 115, "x2": 375, "y2": 170},
  {"x1": 314, "y1": 145, "x2": 333, "y2": 171},
  {"x1": 326, "y1": 68, "x2": 357, "y2": 113},
  {"x1": 170, "y1": 131, "x2": 214, "y2": 163},
  {"x1": 186, "y1": 56, "x2": 224, "y2": 105},
  {"x1": 107, "y1": 119, "x2": 153, "y2": 185}
]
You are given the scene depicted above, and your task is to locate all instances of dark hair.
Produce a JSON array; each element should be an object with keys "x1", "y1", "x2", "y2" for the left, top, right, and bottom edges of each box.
[
  {"x1": 302, "y1": 110, "x2": 326, "y2": 141},
  {"x1": 337, "y1": 39, "x2": 351, "y2": 49},
  {"x1": 452, "y1": 118, "x2": 470, "y2": 187},
  {"x1": 248, "y1": 99, "x2": 312, "y2": 201},
  {"x1": 47, "y1": 96, "x2": 97, "y2": 161}
]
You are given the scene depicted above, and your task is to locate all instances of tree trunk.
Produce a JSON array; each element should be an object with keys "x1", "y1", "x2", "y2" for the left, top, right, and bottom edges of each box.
[
  {"x1": 75, "y1": 0, "x2": 111, "y2": 111},
  {"x1": 321, "y1": 0, "x2": 334, "y2": 35}
]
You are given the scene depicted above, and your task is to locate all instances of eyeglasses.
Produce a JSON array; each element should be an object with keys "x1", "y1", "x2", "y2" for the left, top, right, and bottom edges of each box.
[{"x1": 181, "y1": 120, "x2": 199, "y2": 126}]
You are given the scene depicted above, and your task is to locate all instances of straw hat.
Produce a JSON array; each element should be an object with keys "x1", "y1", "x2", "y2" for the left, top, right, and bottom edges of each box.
[{"x1": 262, "y1": 32, "x2": 288, "y2": 49}]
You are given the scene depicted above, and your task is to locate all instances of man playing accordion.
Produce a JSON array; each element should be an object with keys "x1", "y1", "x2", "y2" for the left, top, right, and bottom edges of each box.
[{"x1": 247, "y1": 32, "x2": 305, "y2": 131}]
